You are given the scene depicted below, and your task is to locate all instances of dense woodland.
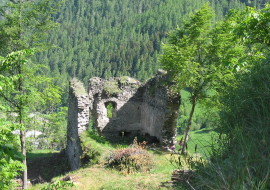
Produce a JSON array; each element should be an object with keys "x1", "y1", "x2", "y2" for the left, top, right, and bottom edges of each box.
[
  {"x1": 0, "y1": 0, "x2": 270, "y2": 189},
  {"x1": 35, "y1": 0, "x2": 264, "y2": 102}
]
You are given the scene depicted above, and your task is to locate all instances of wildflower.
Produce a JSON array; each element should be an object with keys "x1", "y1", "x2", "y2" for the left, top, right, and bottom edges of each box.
[{"x1": 169, "y1": 144, "x2": 175, "y2": 151}]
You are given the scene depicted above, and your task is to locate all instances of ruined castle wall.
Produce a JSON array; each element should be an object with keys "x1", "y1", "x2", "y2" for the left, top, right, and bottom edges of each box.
[
  {"x1": 140, "y1": 71, "x2": 180, "y2": 145},
  {"x1": 66, "y1": 71, "x2": 180, "y2": 170},
  {"x1": 140, "y1": 76, "x2": 168, "y2": 142},
  {"x1": 66, "y1": 79, "x2": 89, "y2": 171},
  {"x1": 87, "y1": 72, "x2": 180, "y2": 145},
  {"x1": 88, "y1": 77, "x2": 143, "y2": 140}
]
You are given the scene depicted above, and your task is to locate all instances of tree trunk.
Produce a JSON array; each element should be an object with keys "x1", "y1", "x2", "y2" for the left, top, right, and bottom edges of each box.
[
  {"x1": 20, "y1": 130, "x2": 27, "y2": 189},
  {"x1": 181, "y1": 95, "x2": 197, "y2": 155},
  {"x1": 18, "y1": 60, "x2": 27, "y2": 188}
]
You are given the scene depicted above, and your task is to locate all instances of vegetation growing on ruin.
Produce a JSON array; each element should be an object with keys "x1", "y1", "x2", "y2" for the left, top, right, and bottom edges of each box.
[
  {"x1": 103, "y1": 80, "x2": 122, "y2": 95},
  {"x1": 70, "y1": 78, "x2": 87, "y2": 96}
]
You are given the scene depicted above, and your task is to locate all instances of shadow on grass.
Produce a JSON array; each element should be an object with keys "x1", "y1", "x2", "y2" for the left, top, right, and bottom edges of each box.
[
  {"x1": 87, "y1": 130, "x2": 109, "y2": 144},
  {"x1": 149, "y1": 148, "x2": 169, "y2": 155},
  {"x1": 194, "y1": 129, "x2": 212, "y2": 134},
  {"x1": 27, "y1": 151, "x2": 70, "y2": 184}
]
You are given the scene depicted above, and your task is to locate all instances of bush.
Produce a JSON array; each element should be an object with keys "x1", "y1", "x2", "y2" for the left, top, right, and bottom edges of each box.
[
  {"x1": 105, "y1": 139, "x2": 153, "y2": 174},
  {"x1": 192, "y1": 62, "x2": 270, "y2": 189}
]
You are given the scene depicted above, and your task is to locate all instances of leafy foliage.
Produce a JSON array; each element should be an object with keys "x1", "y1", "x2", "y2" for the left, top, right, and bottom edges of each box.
[
  {"x1": 0, "y1": 119, "x2": 23, "y2": 189},
  {"x1": 187, "y1": 4, "x2": 270, "y2": 189}
]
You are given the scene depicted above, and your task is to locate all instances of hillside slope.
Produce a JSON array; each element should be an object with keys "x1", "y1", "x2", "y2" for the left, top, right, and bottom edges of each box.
[{"x1": 36, "y1": 0, "x2": 253, "y2": 86}]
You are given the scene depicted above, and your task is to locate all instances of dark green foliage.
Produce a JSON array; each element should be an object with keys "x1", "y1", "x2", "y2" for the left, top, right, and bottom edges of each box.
[
  {"x1": 192, "y1": 62, "x2": 270, "y2": 190},
  {"x1": 217, "y1": 63, "x2": 270, "y2": 189},
  {"x1": 34, "y1": 0, "x2": 252, "y2": 89},
  {"x1": 188, "y1": 5, "x2": 270, "y2": 189},
  {"x1": 0, "y1": 119, "x2": 23, "y2": 189},
  {"x1": 0, "y1": 0, "x2": 60, "y2": 55}
]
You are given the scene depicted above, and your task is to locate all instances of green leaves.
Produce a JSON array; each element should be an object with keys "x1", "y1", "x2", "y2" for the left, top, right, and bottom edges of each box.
[
  {"x1": 0, "y1": 0, "x2": 60, "y2": 55},
  {"x1": 0, "y1": 119, "x2": 23, "y2": 189},
  {"x1": 161, "y1": 4, "x2": 215, "y2": 92}
]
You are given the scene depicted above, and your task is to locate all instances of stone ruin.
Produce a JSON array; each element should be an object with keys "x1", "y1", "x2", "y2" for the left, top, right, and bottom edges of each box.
[{"x1": 66, "y1": 70, "x2": 180, "y2": 170}]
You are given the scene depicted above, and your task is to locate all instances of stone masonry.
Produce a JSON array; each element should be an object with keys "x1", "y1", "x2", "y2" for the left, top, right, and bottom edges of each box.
[
  {"x1": 66, "y1": 70, "x2": 180, "y2": 170},
  {"x1": 66, "y1": 79, "x2": 90, "y2": 171}
]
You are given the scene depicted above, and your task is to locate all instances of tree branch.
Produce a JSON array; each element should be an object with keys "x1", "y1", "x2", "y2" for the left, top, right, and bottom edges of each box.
[{"x1": 0, "y1": 92, "x2": 19, "y2": 108}]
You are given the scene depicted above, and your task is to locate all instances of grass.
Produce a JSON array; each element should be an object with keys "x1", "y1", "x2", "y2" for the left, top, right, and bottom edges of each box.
[
  {"x1": 28, "y1": 131, "x2": 189, "y2": 190},
  {"x1": 68, "y1": 153, "x2": 175, "y2": 190},
  {"x1": 28, "y1": 129, "x2": 216, "y2": 189},
  {"x1": 176, "y1": 128, "x2": 218, "y2": 157},
  {"x1": 179, "y1": 89, "x2": 218, "y2": 131},
  {"x1": 27, "y1": 149, "x2": 69, "y2": 184},
  {"x1": 29, "y1": 151, "x2": 177, "y2": 190},
  {"x1": 103, "y1": 80, "x2": 122, "y2": 95}
]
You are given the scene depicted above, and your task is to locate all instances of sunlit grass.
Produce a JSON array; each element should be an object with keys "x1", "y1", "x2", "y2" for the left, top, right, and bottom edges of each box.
[
  {"x1": 28, "y1": 128, "x2": 217, "y2": 189},
  {"x1": 176, "y1": 128, "x2": 218, "y2": 157}
]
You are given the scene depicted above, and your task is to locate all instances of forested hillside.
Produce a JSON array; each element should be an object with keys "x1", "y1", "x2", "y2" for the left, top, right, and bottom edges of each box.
[
  {"x1": 1, "y1": 0, "x2": 270, "y2": 189},
  {"x1": 36, "y1": 0, "x2": 256, "y2": 89}
]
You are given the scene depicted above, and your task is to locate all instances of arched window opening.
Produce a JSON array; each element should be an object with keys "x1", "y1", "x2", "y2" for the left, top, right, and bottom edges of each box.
[{"x1": 105, "y1": 102, "x2": 117, "y2": 118}]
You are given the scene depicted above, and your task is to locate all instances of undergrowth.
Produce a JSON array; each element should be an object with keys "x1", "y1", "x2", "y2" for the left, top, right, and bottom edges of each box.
[
  {"x1": 105, "y1": 138, "x2": 153, "y2": 174},
  {"x1": 190, "y1": 62, "x2": 270, "y2": 189},
  {"x1": 80, "y1": 130, "x2": 113, "y2": 166}
]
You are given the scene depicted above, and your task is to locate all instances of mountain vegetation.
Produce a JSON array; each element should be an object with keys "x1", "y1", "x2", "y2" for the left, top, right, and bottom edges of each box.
[
  {"x1": 0, "y1": 0, "x2": 270, "y2": 189},
  {"x1": 34, "y1": 0, "x2": 256, "y2": 104},
  {"x1": 162, "y1": 3, "x2": 270, "y2": 189}
]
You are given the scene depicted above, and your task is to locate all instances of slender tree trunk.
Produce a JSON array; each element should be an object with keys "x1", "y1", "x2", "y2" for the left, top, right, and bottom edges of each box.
[
  {"x1": 20, "y1": 129, "x2": 27, "y2": 189},
  {"x1": 18, "y1": 62, "x2": 27, "y2": 189},
  {"x1": 181, "y1": 95, "x2": 197, "y2": 155}
]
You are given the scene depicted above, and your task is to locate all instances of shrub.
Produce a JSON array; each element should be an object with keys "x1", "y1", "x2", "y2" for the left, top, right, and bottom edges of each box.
[
  {"x1": 105, "y1": 139, "x2": 153, "y2": 174},
  {"x1": 191, "y1": 62, "x2": 270, "y2": 189},
  {"x1": 80, "y1": 130, "x2": 112, "y2": 166}
]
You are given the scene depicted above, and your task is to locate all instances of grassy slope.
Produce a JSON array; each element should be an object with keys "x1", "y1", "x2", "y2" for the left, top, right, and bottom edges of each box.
[
  {"x1": 178, "y1": 89, "x2": 219, "y2": 157},
  {"x1": 176, "y1": 129, "x2": 218, "y2": 157},
  {"x1": 28, "y1": 89, "x2": 218, "y2": 189},
  {"x1": 29, "y1": 151, "x2": 177, "y2": 190},
  {"x1": 67, "y1": 153, "x2": 175, "y2": 190},
  {"x1": 29, "y1": 128, "x2": 216, "y2": 190},
  {"x1": 179, "y1": 90, "x2": 206, "y2": 131}
]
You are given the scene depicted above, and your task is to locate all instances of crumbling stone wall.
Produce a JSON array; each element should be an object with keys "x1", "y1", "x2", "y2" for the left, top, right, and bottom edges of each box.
[
  {"x1": 88, "y1": 76, "x2": 143, "y2": 140},
  {"x1": 140, "y1": 71, "x2": 180, "y2": 145},
  {"x1": 66, "y1": 79, "x2": 89, "y2": 170},
  {"x1": 66, "y1": 71, "x2": 180, "y2": 170}
]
